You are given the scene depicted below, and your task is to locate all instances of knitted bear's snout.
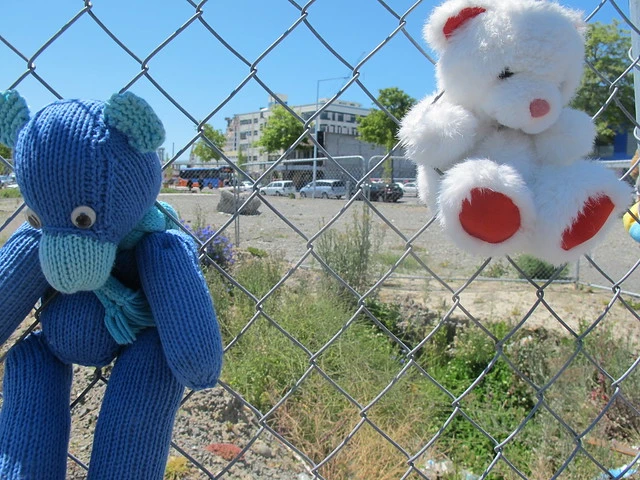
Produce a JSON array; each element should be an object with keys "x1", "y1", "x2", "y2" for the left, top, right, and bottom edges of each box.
[{"x1": 39, "y1": 234, "x2": 116, "y2": 294}]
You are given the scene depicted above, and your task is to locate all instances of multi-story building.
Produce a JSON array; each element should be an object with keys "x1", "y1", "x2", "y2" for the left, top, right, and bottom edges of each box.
[{"x1": 222, "y1": 94, "x2": 386, "y2": 165}]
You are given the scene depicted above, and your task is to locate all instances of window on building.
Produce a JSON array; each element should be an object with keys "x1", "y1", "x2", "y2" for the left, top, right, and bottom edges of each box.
[
  {"x1": 254, "y1": 130, "x2": 258, "y2": 136},
  {"x1": 337, "y1": 113, "x2": 344, "y2": 122},
  {"x1": 330, "y1": 125, "x2": 335, "y2": 133},
  {"x1": 320, "y1": 112, "x2": 329, "y2": 120},
  {"x1": 352, "y1": 127, "x2": 358, "y2": 136},
  {"x1": 240, "y1": 119, "x2": 252, "y2": 125},
  {"x1": 337, "y1": 126, "x2": 342, "y2": 134},
  {"x1": 240, "y1": 132, "x2": 247, "y2": 140},
  {"x1": 301, "y1": 112, "x2": 313, "y2": 120},
  {"x1": 347, "y1": 114, "x2": 356, "y2": 123},
  {"x1": 253, "y1": 118, "x2": 258, "y2": 123}
]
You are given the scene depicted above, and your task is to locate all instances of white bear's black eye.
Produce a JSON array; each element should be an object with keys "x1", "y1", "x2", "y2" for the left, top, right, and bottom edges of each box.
[
  {"x1": 498, "y1": 68, "x2": 514, "y2": 80},
  {"x1": 25, "y1": 208, "x2": 42, "y2": 230},
  {"x1": 71, "y1": 206, "x2": 97, "y2": 229}
]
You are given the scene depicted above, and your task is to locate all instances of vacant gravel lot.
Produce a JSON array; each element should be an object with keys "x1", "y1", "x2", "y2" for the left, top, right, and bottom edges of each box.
[{"x1": 159, "y1": 189, "x2": 640, "y2": 292}]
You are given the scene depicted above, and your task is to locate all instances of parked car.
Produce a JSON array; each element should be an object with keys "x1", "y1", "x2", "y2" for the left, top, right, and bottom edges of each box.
[
  {"x1": 361, "y1": 182, "x2": 403, "y2": 202},
  {"x1": 299, "y1": 179, "x2": 347, "y2": 199},
  {"x1": 229, "y1": 179, "x2": 254, "y2": 191},
  {"x1": 402, "y1": 181, "x2": 418, "y2": 197},
  {"x1": 382, "y1": 183, "x2": 404, "y2": 202},
  {"x1": 0, "y1": 174, "x2": 16, "y2": 189},
  {"x1": 359, "y1": 182, "x2": 384, "y2": 201},
  {"x1": 260, "y1": 180, "x2": 296, "y2": 196}
]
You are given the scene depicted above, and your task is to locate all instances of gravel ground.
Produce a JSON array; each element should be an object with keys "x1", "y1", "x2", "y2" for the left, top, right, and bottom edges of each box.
[
  {"x1": 162, "y1": 189, "x2": 640, "y2": 294},
  {"x1": 0, "y1": 189, "x2": 639, "y2": 479}
]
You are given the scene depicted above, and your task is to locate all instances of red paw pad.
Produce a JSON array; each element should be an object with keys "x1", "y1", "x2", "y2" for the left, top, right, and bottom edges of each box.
[
  {"x1": 459, "y1": 188, "x2": 521, "y2": 244},
  {"x1": 561, "y1": 195, "x2": 614, "y2": 251}
]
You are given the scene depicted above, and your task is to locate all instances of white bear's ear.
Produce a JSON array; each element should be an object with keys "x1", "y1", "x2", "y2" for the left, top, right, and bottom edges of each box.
[{"x1": 423, "y1": 0, "x2": 488, "y2": 53}]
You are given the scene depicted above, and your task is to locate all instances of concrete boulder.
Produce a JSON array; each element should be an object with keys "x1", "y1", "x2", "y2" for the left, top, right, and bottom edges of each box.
[{"x1": 217, "y1": 189, "x2": 261, "y2": 215}]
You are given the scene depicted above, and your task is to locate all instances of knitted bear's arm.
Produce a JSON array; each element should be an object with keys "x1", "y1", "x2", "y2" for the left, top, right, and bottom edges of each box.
[
  {"x1": 136, "y1": 230, "x2": 223, "y2": 390},
  {"x1": 399, "y1": 95, "x2": 479, "y2": 170},
  {"x1": 0, "y1": 223, "x2": 49, "y2": 345}
]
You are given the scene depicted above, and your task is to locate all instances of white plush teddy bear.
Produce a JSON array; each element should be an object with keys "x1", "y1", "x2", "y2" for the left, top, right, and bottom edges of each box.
[{"x1": 399, "y1": 0, "x2": 631, "y2": 265}]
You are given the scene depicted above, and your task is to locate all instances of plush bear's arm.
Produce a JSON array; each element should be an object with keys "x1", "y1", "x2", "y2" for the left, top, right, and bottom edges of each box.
[
  {"x1": 0, "y1": 223, "x2": 49, "y2": 345},
  {"x1": 136, "y1": 230, "x2": 223, "y2": 390},
  {"x1": 534, "y1": 108, "x2": 596, "y2": 166},
  {"x1": 399, "y1": 94, "x2": 480, "y2": 170}
]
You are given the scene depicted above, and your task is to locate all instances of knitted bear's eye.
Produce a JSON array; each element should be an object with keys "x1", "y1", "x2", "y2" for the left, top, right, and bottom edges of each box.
[
  {"x1": 71, "y1": 206, "x2": 96, "y2": 229},
  {"x1": 498, "y1": 68, "x2": 514, "y2": 80},
  {"x1": 25, "y1": 208, "x2": 42, "y2": 229}
]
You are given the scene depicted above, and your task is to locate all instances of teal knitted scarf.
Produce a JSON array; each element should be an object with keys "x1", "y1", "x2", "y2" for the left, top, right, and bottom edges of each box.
[{"x1": 94, "y1": 202, "x2": 180, "y2": 345}]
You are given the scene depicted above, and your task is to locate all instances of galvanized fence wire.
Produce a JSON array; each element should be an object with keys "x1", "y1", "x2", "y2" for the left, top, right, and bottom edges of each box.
[{"x1": 1, "y1": 0, "x2": 640, "y2": 479}]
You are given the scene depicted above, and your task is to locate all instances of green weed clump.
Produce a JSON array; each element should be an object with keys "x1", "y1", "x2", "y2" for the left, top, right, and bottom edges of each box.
[
  {"x1": 0, "y1": 188, "x2": 21, "y2": 198},
  {"x1": 514, "y1": 254, "x2": 569, "y2": 280},
  {"x1": 315, "y1": 205, "x2": 383, "y2": 298}
]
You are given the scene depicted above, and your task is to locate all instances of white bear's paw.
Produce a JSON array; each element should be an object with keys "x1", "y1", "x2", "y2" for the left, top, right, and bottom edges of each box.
[
  {"x1": 438, "y1": 159, "x2": 536, "y2": 256},
  {"x1": 529, "y1": 161, "x2": 632, "y2": 264},
  {"x1": 458, "y1": 188, "x2": 522, "y2": 244},
  {"x1": 560, "y1": 195, "x2": 616, "y2": 252}
]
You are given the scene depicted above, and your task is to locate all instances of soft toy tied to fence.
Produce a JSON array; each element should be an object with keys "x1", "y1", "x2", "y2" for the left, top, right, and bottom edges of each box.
[
  {"x1": 399, "y1": 0, "x2": 632, "y2": 265},
  {"x1": 0, "y1": 90, "x2": 223, "y2": 480}
]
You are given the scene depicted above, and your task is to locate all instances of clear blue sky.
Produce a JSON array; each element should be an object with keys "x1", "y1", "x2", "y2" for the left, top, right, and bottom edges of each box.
[{"x1": 0, "y1": 0, "x2": 625, "y2": 161}]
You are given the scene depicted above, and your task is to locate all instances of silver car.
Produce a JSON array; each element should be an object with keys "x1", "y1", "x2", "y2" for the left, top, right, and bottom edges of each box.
[
  {"x1": 401, "y1": 181, "x2": 418, "y2": 197},
  {"x1": 299, "y1": 179, "x2": 347, "y2": 199},
  {"x1": 260, "y1": 180, "x2": 296, "y2": 196}
]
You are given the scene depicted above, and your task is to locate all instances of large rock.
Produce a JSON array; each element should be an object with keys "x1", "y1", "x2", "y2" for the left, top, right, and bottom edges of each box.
[{"x1": 217, "y1": 189, "x2": 261, "y2": 215}]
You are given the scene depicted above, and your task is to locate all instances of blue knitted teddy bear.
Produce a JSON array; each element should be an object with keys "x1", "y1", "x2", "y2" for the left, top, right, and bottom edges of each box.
[{"x1": 0, "y1": 90, "x2": 223, "y2": 479}]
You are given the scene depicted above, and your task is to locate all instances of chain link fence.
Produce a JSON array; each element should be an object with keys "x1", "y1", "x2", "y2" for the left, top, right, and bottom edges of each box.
[{"x1": 1, "y1": 1, "x2": 640, "y2": 479}]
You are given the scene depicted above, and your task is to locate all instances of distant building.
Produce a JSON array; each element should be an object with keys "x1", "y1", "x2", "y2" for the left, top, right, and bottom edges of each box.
[
  {"x1": 593, "y1": 130, "x2": 636, "y2": 161},
  {"x1": 222, "y1": 94, "x2": 386, "y2": 165}
]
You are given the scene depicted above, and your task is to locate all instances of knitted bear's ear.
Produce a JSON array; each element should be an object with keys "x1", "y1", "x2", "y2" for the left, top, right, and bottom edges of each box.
[
  {"x1": 423, "y1": 0, "x2": 488, "y2": 53},
  {"x1": 103, "y1": 92, "x2": 165, "y2": 153},
  {"x1": 0, "y1": 90, "x2": 30, "y2": 148}
]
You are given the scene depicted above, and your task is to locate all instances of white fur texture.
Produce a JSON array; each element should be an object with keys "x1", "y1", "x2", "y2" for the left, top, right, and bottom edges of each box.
[
  {"x1": 398, "y1": 96, "x2": 480, "y2": 170},
  {"x1": 399, "y1": 0, "x2": 632, "y2": 265}
]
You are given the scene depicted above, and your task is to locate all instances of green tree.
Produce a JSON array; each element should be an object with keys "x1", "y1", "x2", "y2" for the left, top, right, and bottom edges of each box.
[
  {"x1": 357, "y1": 88, "x2": 416, "y2": 151},
  {"x1": 254, "y1": 105, "x2": 311, "y2": 155},
  {"x1": 237, "y1": 149, "x2": 247, "y2": 167},
  {"x1": 192, "y1": 124, "x2": 226, "y2": 162},
  {"x1": 0, "y1": 143, "x2": 10, "y2": 159},
  {"x1": 571, "y1": 21, "x2": 635, "y2": 145},
  {"x1": 357, "y1": 88, "x2": 416, "y2": 180}
]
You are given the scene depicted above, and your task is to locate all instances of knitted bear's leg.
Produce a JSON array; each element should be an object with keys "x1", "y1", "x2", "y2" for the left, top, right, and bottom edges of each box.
[
  {"x1": 438, "y1": 159, "x2": 536, "y2": 257},
  {"x1": 88, "y1": 328, "x2": 184, "y2": 480},
  {"x1": 0, "y1": 332, "x2": 72, "y2": 480}
]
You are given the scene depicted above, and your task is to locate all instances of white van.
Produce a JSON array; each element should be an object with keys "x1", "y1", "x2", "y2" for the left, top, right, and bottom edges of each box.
[
  {"x1": 259, "y1": 180, "x2": 296, "y2": 196},
  {"x1": 299, "y1": 179, "x2": 347, "y2": 199}
]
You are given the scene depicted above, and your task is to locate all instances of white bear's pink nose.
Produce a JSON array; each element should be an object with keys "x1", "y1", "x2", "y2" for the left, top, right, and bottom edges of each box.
[{"x1": 530, "y1": 99, "x2": 551, "y2": 118}]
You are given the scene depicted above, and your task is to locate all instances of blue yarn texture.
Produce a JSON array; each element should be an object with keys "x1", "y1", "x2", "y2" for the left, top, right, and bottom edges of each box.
[{"x1": 0, "y1": 91, "x2": 223, "y2": 480}]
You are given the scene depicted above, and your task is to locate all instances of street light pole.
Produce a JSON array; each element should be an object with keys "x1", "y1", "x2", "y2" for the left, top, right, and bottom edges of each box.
[{"x1": 312, "y1": 76, "x2": 349, "y2": 198}]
